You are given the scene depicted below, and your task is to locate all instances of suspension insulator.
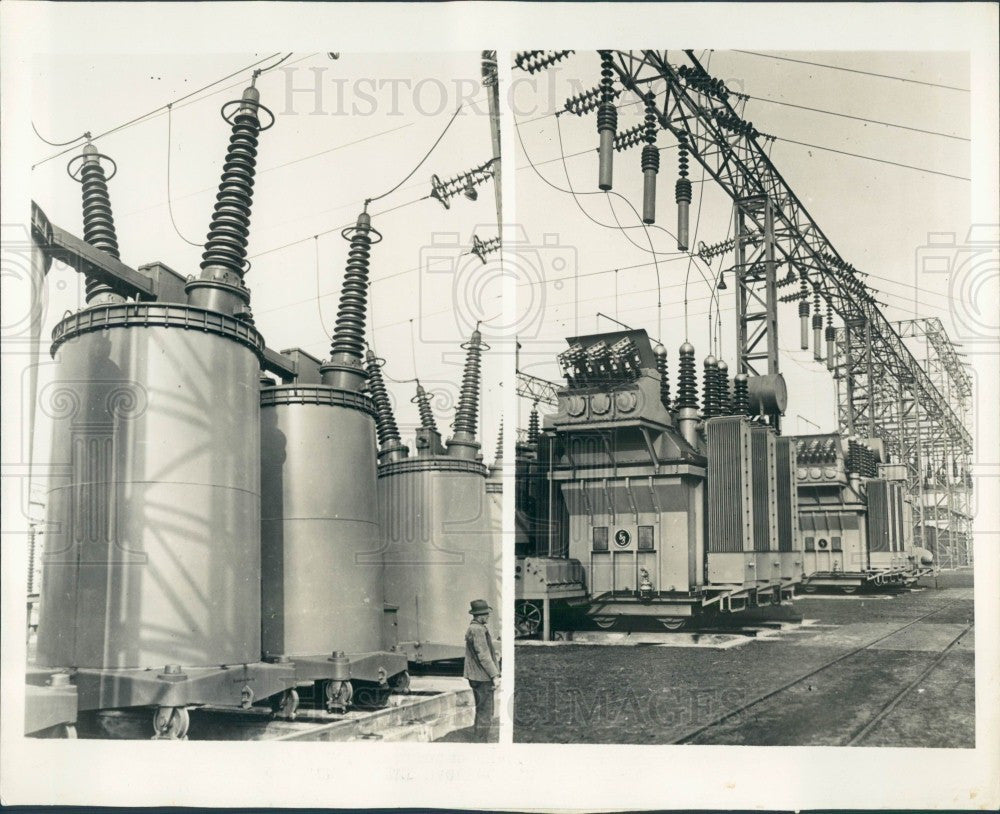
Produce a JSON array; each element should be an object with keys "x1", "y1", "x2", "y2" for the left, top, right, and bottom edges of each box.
[
  {"x1": 716, "y1": 359, "x2": 731, "y2": 414},
  {"x1": 365, "y1": 351, "x2": 407, "y2": 462},
  {"x1": 514, "y1": 50, "x2": 573, "y2": 74},
  {"x1": 187, "y1": 85, "x2": 273, "y2": 316},
  {"x1": 733, "y1": 373, "x2": 750, "y2": 416},
  {"x1": 675, "y1": 137, "x2": 692, "y2": 251},
  {"x1": 413, "y1": 382, "x2": 438, "y2": 433},
  {"x1": 321, "y1": 212, "x2": 382, "y2": 392},
  {"x1": 448, "y1": 328, "x2": 489, "y2": 459},
  {"x1": 67, "y1": 142, "x2": 124, "y2": 305},
  {"x1": 702, "y1": 355, "x2": 718, "y2": 418},
  {"x1": 597, "y1": 51, "x2": 617, "y2": 191},
  {"x1": 527, "y1": 406, "x2": 540, "y2": 445},
  {"x1": 653, "y1": 344, "x2": 670, "y2": 410}
]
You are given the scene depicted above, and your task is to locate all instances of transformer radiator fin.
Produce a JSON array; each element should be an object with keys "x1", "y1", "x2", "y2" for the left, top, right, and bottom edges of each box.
[
  {"x1": 775, "y1": 437, "x2": 798, "y2": 553},
  {"x1": 706, "y1": 416, "x2": 752, "y2": 553}
]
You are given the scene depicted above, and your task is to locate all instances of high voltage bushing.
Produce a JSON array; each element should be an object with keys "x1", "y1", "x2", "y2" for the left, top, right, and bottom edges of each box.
[
  {"x1": 321, "y1": 211, "x2": 382, "y2": 392},
  {"x1": 471, "y1": 234, "x2": 501, "y2": 264},
  {"x1": 514, "y1": 50, "x2": 573, "y2": 74},
  {"x1": 702, "y1": 355, "x2": 718, "y2": 419},
  {"x1": 447, "y1": 328, "x2": 489, "y2": 460},
  {"x1": 186, "y1": 84, "x2": 274, "y2": 318},
  {"x1": 596, "y1": 51, "x2": 617, "y2": 191},
  {"x1": 675, "y1": 134, "x2": 692, "y2": 251},
  {"x1": 67, "y1": 141, "x2": 124, "y2": 304},
  {"x1": 733, "y1": 373, "x2": 750, "y2": 416},
  {"x1": 527, "y1": 405, "x2": 540, "y2": 445},
  {"x1": 563, "y1": 84, "x2": 621, "y2": 116},
  {"x1": 365, "y1": 350, "x2": 408, "y2": 463},
  {"x1": 494, "y1": 420, "x2": 504, "y2": 463},
  {"x1": 413, "y1": 381, "x2": 438, "y2": 432},
  {"x1": 653, "y1": 343, "x2": 670, "y2": 409},
  {"x1": 812, "y1": 291, "x2": 824, "y2": 362},
  {"x1": 716, "y1": 359, "x2": 731, "y2": 414},
  {"x1": 676, "y1": 342, "x2": 699, "y2": 446},
  {"x1": 641, "y1": 92, "x2": 660, "y2": 225},
  {"x1": 798, "y1": 277, "x2": 810, "y2": 351},
  {"x1": 429, "y1": 160, "x2": 495, "y2": 209},
  {"x1": 825, "y1": 303, "x2": 837, "y2": 371}
]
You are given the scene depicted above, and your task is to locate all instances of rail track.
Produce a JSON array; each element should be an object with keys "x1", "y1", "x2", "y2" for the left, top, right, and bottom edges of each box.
[{"x1": 671, "y1": 601, "x2": 970, "y2": 745}]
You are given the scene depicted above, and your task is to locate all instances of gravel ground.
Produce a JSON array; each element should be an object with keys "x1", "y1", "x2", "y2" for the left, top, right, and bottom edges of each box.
[{"x1": 514, "y1": 569, "x2": 974, "y2": 746}]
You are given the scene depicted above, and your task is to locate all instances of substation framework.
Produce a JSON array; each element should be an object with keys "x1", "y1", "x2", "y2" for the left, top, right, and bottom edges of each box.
[{"x1": 515, "y1": 49, "x2": 975, "y2": 564}]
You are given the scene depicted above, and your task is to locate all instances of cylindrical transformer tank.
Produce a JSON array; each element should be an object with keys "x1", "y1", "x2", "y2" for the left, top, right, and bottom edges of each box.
[
  {"x1": 36, "y1": 303, "x2": 263, "y2": 670},
  {"x1": 379, "y1": 454, "x2": 497, "y2": 659},
  {"x1": 259, "y1": 385, "x2": 384, "y2": 657}
]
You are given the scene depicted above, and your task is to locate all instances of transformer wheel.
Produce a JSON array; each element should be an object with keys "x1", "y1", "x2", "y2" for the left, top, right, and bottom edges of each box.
[
  {"x1": 841, "y1": 586, "x2": 858, "y2": 595},
  {"x1": 658, "y1": 617, "x2": 687, "y2": 631},
  {"x1": 802, "y1": 584, "x2": 818, "y2": 594},
  {"x1": 151, "y1": 705, "x2": 190, "y2": 740},
  {"x1": 515, "y1": 600, "x2": 543, "y2": 638},
  {"x1": 593, "y1": 616, "x2": 617, "y2": 630},
  {"x1": 389, "y1": 670, "x2": 411, "y2": 694},
  {"x1": 61, "y1": 723, "x2": 77, "y2": 739},
  {"x1": 322, "y1": 680, "x2": 352, "y2": 714},
  {"x1": 270, "y1": 688, "x2": 300, "y2": 721}
]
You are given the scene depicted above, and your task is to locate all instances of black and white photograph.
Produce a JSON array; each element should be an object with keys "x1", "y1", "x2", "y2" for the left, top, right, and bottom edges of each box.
[
  {"x1": 511, "y1": 49, "x2": 983, "y2": 747},
  {"x1": 1, "y1": 2, "x2": 997, "y2": 811},
  {"x1": 14, "y1": 50, "x2": 502, "y2": 743}
]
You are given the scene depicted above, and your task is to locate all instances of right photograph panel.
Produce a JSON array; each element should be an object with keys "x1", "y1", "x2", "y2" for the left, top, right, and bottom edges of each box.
[{"x1": 510, "y1": 49, "x2": 975, "y2": 746}]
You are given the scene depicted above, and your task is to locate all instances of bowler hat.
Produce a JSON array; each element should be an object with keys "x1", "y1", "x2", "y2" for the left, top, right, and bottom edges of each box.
[{"x1": 469, "y1": 599, "x2": 492, "y2": 615}]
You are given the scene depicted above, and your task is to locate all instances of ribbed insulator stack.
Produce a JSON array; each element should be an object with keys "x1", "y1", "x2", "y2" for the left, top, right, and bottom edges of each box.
[
  {"x1": 514, "y1": 50, "x2": 573, "y2": 74},
  {"x1": 448, "y1": 328, "x2": 486, "y2": 459},
  {"x1": 702, "y1": 355, "x2": 718, "y2": 418},
  {"x1": 527, "y1": 406, "x2": 540, "y2": 445},
  {"x1": 413, "y1": 382, "x2": 438, "y2": 432},
  {"x1": 564, "y1": 84, "x2": 621, "y2": 117},
  {"x1": 846, "y1": 439, "x2": 860, "y2": 475},
  {"x1": 494, "y1": 421, "x2": 504, "y2": 463},
  {"x1": 677, "y1": 343, "x2": 698, "y2": 410},
  {"x1": 322, "y1": 211, "x2": 378, "y2": 392},
  {"x1": 365, "y1": 350, "x2": 407, "y2": 462},
  {"x1": 597, "y1": 51, "x2": 617, "y2": 191},
  {"x1": 187, "y1": 85, "x2": 270, "y2": 318},
  {"x1": 716, "y1": 359, "x2": 731, "y2": 414},
  {"x1": 71, "y1": 142, "x2": 124, "y2": 304},
  {"x1": 641, "y1": 92, "x2": 660, "y2": 225},
  {"x1": 675, "y1": 134, "x2": 692, "y2": 251},
  {"x1": 653, "y1": 344, "x2": 670, "y2": 410},
  {"x1": 733, "y1": 373, "x2": 750, "y2": 416}
]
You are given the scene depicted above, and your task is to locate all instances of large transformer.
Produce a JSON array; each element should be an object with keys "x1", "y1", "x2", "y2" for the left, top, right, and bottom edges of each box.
[
  {"x1": 258, "y1": 213, "x2": 408, "y2": 715},
  {"x1": 34, "y1": 86, "x2": 294, "y2": 737},
  {"x1": 795, "y1": 433, "x2": 934, "y2": 591},
  {"x1": 375, "y1": 331, "x2": 498, "y2": 663},
  {"x1": 516, "y1": 329, "x2": 802, "y2": 634}
]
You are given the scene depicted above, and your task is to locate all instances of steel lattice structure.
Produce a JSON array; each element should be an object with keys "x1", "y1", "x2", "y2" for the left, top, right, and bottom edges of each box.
[{"x1": 517, "y1": 50, "x2": 974, "y2": 562}]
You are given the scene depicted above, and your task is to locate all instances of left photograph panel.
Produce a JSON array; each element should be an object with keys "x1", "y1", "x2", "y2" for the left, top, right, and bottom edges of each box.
[{"x1": 21, "y1": 51, "x2": 503, "y2": 742}]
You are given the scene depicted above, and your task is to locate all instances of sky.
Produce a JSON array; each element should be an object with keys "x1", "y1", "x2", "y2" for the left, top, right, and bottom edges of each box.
[
  {"x1": 29, "y1": 51, "x2": 504, "y2": 477},
  {"x1": 511, "y1": 50, "x2": 982, "y2": 444}
]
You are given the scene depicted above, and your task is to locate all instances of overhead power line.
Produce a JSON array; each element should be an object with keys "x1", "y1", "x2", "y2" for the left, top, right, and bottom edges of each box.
[
  {"x1": 32, "y1": 52, "x2": 298, "y2": 169},
  {"x1": 732, "y1": 50, "x2": 970, "y2": 93},
  {"x1": 745, "y1": 93, "x2": 969, "y2": 142},
  {"x1": 775, "y1": 136, "x2": 970, "y2": 181}
]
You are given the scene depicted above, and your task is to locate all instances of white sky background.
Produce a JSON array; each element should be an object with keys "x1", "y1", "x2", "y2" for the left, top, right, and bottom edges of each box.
[
  {"x1": 512, "y1": 50, "x2": 976, "y2": 444},
  {"x1": 30, "y1": 51, "x2": 503, "y2": 475}
]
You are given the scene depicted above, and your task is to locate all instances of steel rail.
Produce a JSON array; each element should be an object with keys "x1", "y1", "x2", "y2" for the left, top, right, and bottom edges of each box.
[{"x1": 670, "y1": 599, "x2": 960, "y2": 744}]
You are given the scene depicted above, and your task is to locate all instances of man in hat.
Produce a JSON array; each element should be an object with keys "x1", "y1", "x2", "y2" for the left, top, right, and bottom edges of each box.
[{"x1": 464, "y1": 598, "x2": 500, "y2": 742}]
